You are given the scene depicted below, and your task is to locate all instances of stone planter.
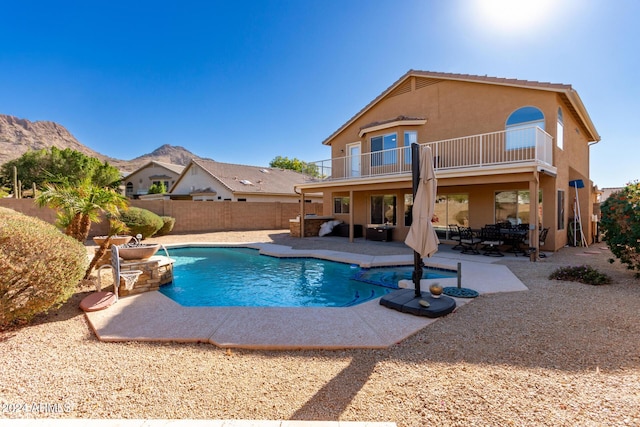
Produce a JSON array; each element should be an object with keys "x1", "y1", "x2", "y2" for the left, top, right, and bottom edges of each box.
[
  {"x1": 117, "y1": 244, "x2": 161, "y2": 260},
  {"x1": 92, "y1": 235, "x2": 133, "y2": 246}
]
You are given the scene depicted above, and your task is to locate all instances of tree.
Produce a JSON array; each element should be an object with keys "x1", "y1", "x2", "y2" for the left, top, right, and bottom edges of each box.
[
  {"x1": 0, "y1": 147, "x2": 121, "y2": 192},
  {"x1": 83, "y1": 216, "x2": 129, "y2": 280},
  {"x1": 269, "y1": 156, "x2": 320, "y2": 177},
  {"x1": 35, "y1": 180, "x2": 128, "y2": 242},
  {"x1": 600, "y1": 181, "x2": 640, "y2": 276},
  {"x1": 148, "y1": 182, "x2": 166, "y2": 194}
]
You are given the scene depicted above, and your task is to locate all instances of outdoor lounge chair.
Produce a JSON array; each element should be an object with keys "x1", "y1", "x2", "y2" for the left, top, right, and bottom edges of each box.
[
  {"x1": 79, "y1": 245, "x2": 142, "y2": 312},
  {"x1": 458, "y1": 226, "x2": 481, "y2": 255}
]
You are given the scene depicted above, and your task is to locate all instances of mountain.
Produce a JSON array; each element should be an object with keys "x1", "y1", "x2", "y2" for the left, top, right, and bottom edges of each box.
[
  {"x1": 127, "y1": 144, "x2": 209, "y2": 169},
  {"x1": 0, "y1": 114, "x2": 208, "y2": 172}
]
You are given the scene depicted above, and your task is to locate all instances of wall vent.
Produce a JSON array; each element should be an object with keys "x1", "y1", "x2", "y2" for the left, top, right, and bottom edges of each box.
[
  {"x1": 415, "y1": 77, "x2": 442, "y2": 90},
  {"x1": 388, "y1": 79, "x2": 412, "y2": 98}
]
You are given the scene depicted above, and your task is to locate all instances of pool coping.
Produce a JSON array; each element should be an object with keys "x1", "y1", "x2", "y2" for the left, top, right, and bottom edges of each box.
[{"x1": 85, "y1": 242, "x2": 528, "y2": 350}]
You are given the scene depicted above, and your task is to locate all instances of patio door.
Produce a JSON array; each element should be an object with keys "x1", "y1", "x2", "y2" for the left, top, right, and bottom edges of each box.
[{"x1": 347, "y1": 142, "x2": 361, "y2": 177}]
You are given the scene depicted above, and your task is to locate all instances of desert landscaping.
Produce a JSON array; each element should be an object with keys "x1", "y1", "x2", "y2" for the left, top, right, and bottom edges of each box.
[{"x1": 1, "y1": 230, "x2": 638, "y2": 426}]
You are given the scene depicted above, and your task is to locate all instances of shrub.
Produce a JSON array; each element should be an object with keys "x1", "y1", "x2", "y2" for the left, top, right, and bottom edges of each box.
[
  {"x1": 119, "y1": 207, "x2": 163, "y2": 239},
  {"x1": 156, "y1": 216, "x2": 176, "y2": 236},
  {"x1": 148, "y1": 182, "x2": 166, "y2": 194},
  {"x1": 600, "y1": 181, "x2": 640, "y2": 276},
  {"x1": 0, "y1": 207, "x2": 88, "y2": 328},
  {"x1": 549, "y1": 265, "x2": 612, "y2": 285}
]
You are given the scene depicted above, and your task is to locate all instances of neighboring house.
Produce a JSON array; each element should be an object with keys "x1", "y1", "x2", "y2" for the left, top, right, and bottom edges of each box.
[
  {"x1": 599, "y1": 187, "x2": 623, "y2": 203},
  {"x1": 170, "y1": 158, "x2": 322, "y2": 203},
  {"x1": 122, "y1": 161, "x2": 185, "y2": 198},
  {"x1": 295, "y1": 70, "x2": 602, "y2": 253}
]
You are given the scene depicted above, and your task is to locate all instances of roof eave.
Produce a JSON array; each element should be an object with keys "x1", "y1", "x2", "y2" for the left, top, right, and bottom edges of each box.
[{"x1": 565, "y1": 89, "x2": 601, "y2": 143}]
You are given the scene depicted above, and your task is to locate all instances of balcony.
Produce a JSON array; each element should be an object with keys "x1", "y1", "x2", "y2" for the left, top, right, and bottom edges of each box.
[{"x1": 305, "y1": 126, "x2": 553, "y2": 182}]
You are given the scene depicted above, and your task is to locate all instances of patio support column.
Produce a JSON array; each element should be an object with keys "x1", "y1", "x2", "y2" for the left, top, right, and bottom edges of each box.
[
  {"x1": 349, "y1": 189, "x2": 354, "y2": 243},
  {"x1": 529, "y1": 172, "x2": 540, "y2": 261},
  {"x1": 300, "y1": 190, "x2": 306, "y2": 239}
]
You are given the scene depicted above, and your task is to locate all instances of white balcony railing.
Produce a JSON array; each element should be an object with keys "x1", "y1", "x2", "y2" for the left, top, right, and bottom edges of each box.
[{"x1": 305, "y1": 126, "x2": 553, "y2": 182}]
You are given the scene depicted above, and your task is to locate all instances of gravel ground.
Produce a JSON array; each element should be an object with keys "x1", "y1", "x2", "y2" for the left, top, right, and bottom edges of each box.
[{"x1": 1, "y1": 230, "x2": 639, "y2": 426}]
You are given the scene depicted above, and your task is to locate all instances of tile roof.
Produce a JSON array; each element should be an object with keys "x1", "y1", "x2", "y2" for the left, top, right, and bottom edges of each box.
[
  {"x1": 122, "y1": 161, "x2": 185, "y2": 179},
  {"x1": 151, "y1": 161, "x2": 186, "y2": 175},
  {"x1": 360, "y1": 115, "x2": 426, "y2": 131},
  {"x1": 190, "y1": 159, "x2": 308, "y2": 195},
  {"x1": 408, "y1": 70, "x2": 572, "y2": 91}
]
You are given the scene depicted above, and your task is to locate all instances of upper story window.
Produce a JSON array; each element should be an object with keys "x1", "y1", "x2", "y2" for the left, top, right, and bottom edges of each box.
[
  {"x1": 557, "y1": 108, "x2": 564, "y2": 150},
  {"x1": 506, "y1": 106, "x2": 545, "y2": 150},
  {"x1": 371, "y1": 133, "x2": 397, "y2": 166}
]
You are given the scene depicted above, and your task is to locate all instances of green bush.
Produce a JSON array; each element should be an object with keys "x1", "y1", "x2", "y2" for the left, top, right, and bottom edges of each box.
[
  {"x1": 600, "y1": 181, "x2": 640, "y2": 275},
  {"x1": 156, "y1": 216, "x2": 176, "y2": 236},
  {"x1": 549, "y1": 265, "x2": 612, "y2": 285},
  {"x1": 148, "y1": 182, "x2": 166, "y2": 194},
  {"x1": 119, "y1": 207, "x2": 163, "y2": 239},
  {"x1": 0, "y1": 207, "x2": 88, "y2": 328}
]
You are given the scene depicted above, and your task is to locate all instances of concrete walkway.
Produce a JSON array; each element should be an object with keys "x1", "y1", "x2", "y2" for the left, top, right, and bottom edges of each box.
[{"x1": 85, "y1": 242, "x2": 528, "y2": 350}]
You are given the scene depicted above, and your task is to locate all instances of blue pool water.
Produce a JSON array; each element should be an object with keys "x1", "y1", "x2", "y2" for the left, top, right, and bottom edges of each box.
[{"x1": 160, "y1": 247, "x2": 455, "y2": 307}]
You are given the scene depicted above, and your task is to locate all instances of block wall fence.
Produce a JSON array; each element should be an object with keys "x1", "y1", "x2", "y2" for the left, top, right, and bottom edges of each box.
[{"x1": 0, "y1": 199, "x2": 323, "y2": 237}]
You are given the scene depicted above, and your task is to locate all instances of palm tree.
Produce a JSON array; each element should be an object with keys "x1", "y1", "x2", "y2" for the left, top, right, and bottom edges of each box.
[
  {"x1": 36, "y1": 180, "x2": 130, "y2": 280},
  {"x1": 36, "y1": 180, "x2": 128, "y2": 242}
]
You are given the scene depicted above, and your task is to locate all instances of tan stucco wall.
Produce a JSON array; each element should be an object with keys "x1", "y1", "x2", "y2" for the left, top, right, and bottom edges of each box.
[{"x1": 124, "y1": 164, "x2": 182, "y2": 197}]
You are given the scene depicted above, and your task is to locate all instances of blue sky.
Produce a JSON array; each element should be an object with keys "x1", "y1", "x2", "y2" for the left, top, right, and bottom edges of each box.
[{"x1": 0, "y1": 0, "x2": 637, "y2": 188}]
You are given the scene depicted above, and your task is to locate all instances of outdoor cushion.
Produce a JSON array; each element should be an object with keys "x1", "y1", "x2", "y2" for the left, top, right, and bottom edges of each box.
[{"x1": 80, "y1": 291, "x2": 117, "y2": 312}]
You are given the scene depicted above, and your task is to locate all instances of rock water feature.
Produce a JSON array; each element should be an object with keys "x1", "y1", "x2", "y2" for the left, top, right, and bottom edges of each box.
[
  {"x1": 117, "y1": 242, "x2": 161, "y2": 260},
  {"x1": 91, "y1": 235, "x2": 174, "y2": 297},
  {"x1": 113, "y1": 235, "x2": 173, "y2": 296}
]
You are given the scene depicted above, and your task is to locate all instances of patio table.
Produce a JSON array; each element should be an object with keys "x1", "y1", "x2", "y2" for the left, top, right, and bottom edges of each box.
[{"x1": 500, "y1": 228, "x2": 528, "y2": 256}]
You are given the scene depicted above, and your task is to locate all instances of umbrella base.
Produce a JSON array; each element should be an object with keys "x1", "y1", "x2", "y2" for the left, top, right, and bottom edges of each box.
[
  {"x1": 380, "y1": 288, "x2": 456, "y2": 318},
  {"x1": 443, "y1": 286, "x2": 479, "y2": 298}
]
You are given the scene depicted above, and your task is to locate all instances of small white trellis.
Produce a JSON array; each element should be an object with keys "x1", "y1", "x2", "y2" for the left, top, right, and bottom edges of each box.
[{"x1": 120, "y1": 270, "x2": 143, "y2": 291}]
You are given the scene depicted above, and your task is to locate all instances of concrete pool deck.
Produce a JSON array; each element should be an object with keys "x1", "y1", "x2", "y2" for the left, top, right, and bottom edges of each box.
[{"x1": 85, "y1": 242, "x2": 529, "y2": 350}]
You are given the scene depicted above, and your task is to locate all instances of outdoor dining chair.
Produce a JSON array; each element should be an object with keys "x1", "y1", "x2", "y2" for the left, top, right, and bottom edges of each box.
[
  {"x1": 458, "y1": 226, "x2": 482, "y2": 255},
  {"x1": 524, "y1": 227, "x2": 550, "y2": 258},
  {"x1": 480, "y1": 224, "x2": 504, "y2": 257},
  {"x1": 448, "y1": 224, "x2": 462, "y2": 250}
]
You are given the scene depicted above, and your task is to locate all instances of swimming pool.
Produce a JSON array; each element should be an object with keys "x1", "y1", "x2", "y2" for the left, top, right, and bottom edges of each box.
[{"x1": 160, "y1": 247, "x2": 454, "y2": 307}]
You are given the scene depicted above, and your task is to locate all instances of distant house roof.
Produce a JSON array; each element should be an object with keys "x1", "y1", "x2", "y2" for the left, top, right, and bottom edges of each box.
[
  {"x1": 600, "y1": 187, "x2": 624, "y2": 202},
  {"x1": 122, "y1": 161, "x2": 185, "y2": 180},
  {"x1": 152, "y1": 161, "x2": 186, "y2": 175},
  {"x1": 322, "y1": 70, "x2": 601, "y2": 146},
  {"x1": 175, "y1": 159, "x2": 308, "y2": 195}
]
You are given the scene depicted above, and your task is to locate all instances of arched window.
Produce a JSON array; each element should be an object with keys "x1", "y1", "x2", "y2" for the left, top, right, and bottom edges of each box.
[
  {"x1": 506, "y1": 106, "x2": 545, "y2": 149},
  {"x1": 557, "y1": 107, "x2": 564, "y2": 150},
  {"x1": 125, "y1": 182, "x2": 133, "y2": 197}
]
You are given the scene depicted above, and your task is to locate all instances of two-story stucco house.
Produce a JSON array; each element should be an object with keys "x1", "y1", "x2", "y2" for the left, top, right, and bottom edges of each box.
[
  {"x1": 295, "y1": 70, "x2": 601, "y2": 255},
  {"x1": 122, "y1": 161, "x2": 185, "y2": 198}
]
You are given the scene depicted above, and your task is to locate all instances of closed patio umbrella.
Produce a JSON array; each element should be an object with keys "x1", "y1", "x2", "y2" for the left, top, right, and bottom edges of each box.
[{"x1": 405, "y1": 144, "x2": 439, "y2": 296}]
